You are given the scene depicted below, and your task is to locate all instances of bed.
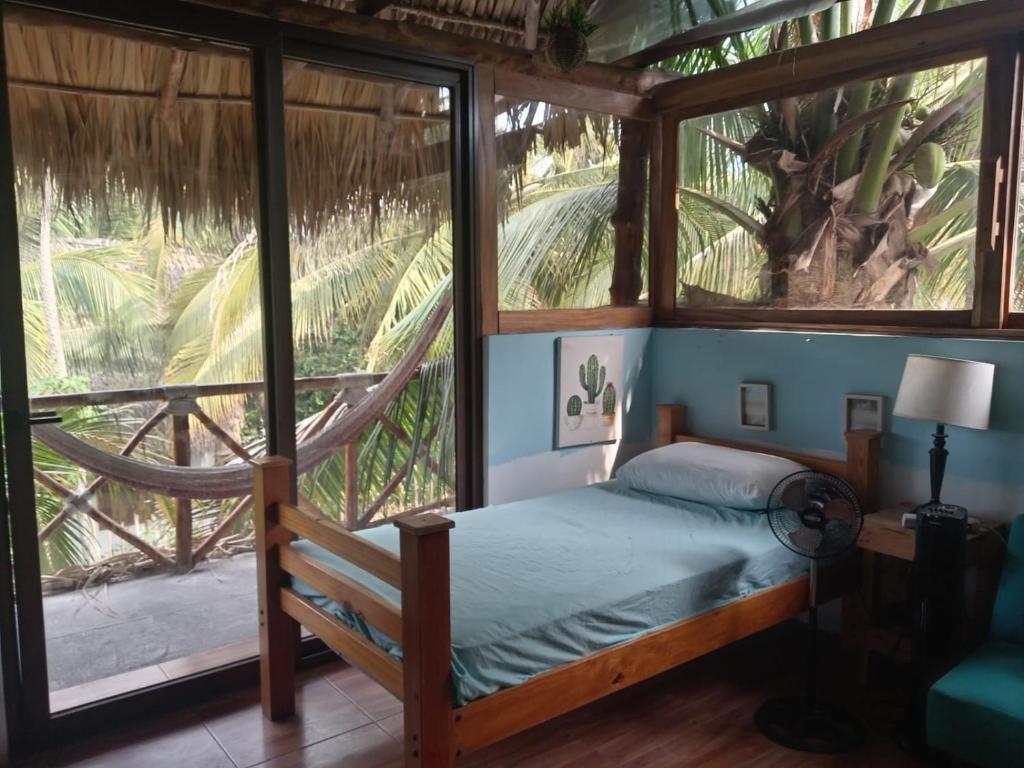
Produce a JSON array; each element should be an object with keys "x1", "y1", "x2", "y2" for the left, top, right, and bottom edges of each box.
[{"x1": 254, "y1": 404, "x2": 881, "y2": 767}]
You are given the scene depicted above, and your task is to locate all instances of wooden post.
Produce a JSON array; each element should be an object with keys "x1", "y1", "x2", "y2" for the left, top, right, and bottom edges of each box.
[
  {"x1": 844, "y1": 430, "x2": 882, "y2": 514},
  {"x1": 397, "y1": 514, "x2": 456, "y2": 768},
  {"x1": 649, "y1": 114, "x2": 678, "y2": 321},
  {"x1": 171, "y1": 412, "x2": 193, "y2": 573},
  {"x1": 254, "y1": 456, "x2": 299, "y2": 721},
  {"x1": 655, "y1": 403, "x2": 686, "y2": 447},
  {"x1": 344, "y1": 441, "x2": 359, "y2": 530},
  {"x1": 610, "y1": 119, "x2": 650, "y2": 306}
]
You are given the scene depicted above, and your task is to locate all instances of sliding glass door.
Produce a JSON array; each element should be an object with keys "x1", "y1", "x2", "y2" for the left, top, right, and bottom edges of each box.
[
  {"x1": 0, "y1": 1, "x2": 476, "y2": 745},
  {"x1": 282, "y1": 52, "x2": 458, "y2": 535},
  {"x1": 2, "y1": 7, "x2": 268, "y2": 715}
]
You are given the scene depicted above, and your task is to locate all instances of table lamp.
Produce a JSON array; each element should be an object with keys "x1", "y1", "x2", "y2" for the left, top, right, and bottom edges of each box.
[{"x1": 892, "y1": 354, "x2": 994, "y2": 509}]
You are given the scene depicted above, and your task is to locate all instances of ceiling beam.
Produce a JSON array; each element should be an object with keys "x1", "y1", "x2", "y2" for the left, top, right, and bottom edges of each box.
[
  {"x1": 183, "y1": 0, "x2": 674, "y2": 96},
  {"x1": 653, "y1": 0, "x2": 1024, "y2": 118},
  {"x1": 352, "y1": 0, "x2": 395, "y2": 17}
]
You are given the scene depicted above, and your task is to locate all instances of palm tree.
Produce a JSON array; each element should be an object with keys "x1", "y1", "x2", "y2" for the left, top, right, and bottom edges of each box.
[
  {"x1": 673, "y1": 0, "x2": 983, "y2": 311},
  {"x1": 17, "y1": 188, "x2": 159, "y2": 391}
]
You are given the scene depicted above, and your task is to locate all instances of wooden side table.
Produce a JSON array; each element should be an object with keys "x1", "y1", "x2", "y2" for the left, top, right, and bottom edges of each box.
[{"x1": 843, "y1": 504, "x2": 1006, "y2": 679}]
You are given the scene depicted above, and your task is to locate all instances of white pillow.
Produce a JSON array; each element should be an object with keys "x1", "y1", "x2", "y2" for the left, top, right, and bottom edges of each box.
[{"x1": 616, "y1": 442, "x2": 807, "y2": 510}]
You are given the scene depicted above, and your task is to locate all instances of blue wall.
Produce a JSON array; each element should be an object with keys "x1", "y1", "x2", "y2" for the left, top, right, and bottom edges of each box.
[
  {"x1": 651, "y1": 328, "x2": 1024, "y2": 519},
  {"x1": 484, "y1": 325, "x2": 1023, "y2": 519},
  {"x1": 485, "y1": 328, "x2": 652, "y2": 503}
]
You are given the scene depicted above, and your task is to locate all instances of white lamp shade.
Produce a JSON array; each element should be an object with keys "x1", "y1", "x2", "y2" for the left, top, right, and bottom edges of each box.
[{"x1": 893, "y1": 354, "x2": 994, "y2": 430}]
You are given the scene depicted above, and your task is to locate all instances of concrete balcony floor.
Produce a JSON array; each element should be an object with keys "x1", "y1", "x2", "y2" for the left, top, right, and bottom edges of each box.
[{"x1": 43, "y1": 552, "x2": 259, "y2": 710}]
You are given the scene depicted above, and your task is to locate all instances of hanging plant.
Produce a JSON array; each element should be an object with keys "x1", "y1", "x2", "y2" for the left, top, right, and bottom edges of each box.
[{"x1": 544, "y1": 1, "x2": 598, "y2": 73}]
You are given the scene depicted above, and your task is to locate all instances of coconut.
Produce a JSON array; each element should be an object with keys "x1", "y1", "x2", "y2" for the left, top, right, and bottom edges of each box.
[{"x1": 914, "y1": 142, "x2": 946, "y2": 189}]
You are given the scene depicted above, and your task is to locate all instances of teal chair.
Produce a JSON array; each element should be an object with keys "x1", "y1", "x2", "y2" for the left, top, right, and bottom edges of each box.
[{"x1": 927, "y1": 515, "x2": 1024, "y2": 767}]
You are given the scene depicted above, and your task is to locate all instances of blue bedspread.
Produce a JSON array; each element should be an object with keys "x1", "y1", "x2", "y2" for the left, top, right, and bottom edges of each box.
[{"x1": 291, "y1": 480, "x2": 806, "y2": 706}]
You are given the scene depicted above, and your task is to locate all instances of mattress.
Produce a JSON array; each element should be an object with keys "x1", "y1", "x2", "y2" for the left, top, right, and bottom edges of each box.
[{"x1": 291, "y1": 480, "x2": 806, "y2": 706}]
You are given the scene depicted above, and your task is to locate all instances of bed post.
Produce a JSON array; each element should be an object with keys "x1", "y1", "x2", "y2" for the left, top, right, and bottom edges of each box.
[
  {"x1": 656, "y1": 403, "x2": 686, "y2": 447},
  {"x1": 844, "y1": 431, "x2": 882, "y2": 514},
  {"x1": 397, "y1": 514, "x2": 456, "y2": 768},
  {"x1": 254, "y1": 456, "x2": 299, "y2": 721}
]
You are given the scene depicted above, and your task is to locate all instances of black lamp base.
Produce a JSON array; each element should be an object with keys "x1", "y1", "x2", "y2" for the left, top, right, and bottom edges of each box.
[
  {"x1": 755, "y1": 696, "x2": 864, "y2": 754},
  {"x1": 927, "y1": 423, "x2": 949, "y2": 505}
]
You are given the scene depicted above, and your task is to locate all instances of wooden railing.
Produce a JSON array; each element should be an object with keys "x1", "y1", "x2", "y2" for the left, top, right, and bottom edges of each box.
[{"x1": 32, "y1": 370, "x2": 453, "y2": 574}]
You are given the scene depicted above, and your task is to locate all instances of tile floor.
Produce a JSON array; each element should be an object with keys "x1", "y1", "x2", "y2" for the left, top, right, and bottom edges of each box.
[{"x1": 21, "y1": 625, "x2": 925, "y2": 767}]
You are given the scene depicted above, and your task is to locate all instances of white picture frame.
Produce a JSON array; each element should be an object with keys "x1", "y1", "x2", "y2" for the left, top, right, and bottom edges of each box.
[
  {"x1": 555, "y1": 335, "x2": 624, "y2": 449},
  {"x1": 845, "y1": 394, "x2": 885, "y2": 433},
  {"x1": 738, "y1": 382, "x2": 772, "y2": 431}
]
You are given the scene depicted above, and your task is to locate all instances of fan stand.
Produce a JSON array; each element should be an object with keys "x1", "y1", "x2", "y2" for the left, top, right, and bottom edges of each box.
[{"x1": 754, "y1": 560, "x2": 865, "y2": 754}]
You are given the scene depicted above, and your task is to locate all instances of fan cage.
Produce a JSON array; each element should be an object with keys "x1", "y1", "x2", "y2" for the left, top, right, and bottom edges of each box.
[{"x1": 765, "y1": 471, "x2": 864, "y2": 560}]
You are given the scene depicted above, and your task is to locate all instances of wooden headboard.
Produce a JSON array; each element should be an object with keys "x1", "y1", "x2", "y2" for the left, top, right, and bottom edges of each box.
[{"x1": 655, "y1": 404, "x2": 882, "y2": 513}]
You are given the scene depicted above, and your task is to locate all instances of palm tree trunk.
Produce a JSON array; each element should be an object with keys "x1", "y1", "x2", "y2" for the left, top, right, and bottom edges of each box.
[
  {"x1": 39, "y1": 175, "x2": 68, "y2": 378},
  {"x1": 851, "y1": 73, "x2": 915, "y2": 214},
  {"x1": 852, "y1": 1, "x2": 946, "y2": 215},
  {"x1": 835, "y1": 0, "x2": 904, "y2": 182},
  {"x1": 811, "y1": 8, "x2": 841, "y2": 151}
]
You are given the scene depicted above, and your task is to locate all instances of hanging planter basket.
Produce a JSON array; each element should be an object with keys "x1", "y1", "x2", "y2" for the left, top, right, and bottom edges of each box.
[
  {"x1": 546, "y1": 27, "x2": 589, "y2": 72},
  {"x1": 543, "y1": 2, "x2": 597, "y2": 73}
]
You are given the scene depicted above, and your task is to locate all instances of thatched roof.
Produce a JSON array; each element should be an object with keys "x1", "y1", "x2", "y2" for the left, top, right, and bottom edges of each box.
[
  {"x1": 4, "y1": 4, "x2": 608, "y2": 231},
  {"x1": 303, "y1": 0, "x2": 565, "y2": 49}
]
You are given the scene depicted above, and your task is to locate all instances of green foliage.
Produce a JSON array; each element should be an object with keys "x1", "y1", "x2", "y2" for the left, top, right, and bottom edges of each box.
[
  {"x1": 545, "y1": 1, "x2": 598, "y2": 36},
  {"x1": 666, "y1": 1, "x2": 982, "y2": 311}
]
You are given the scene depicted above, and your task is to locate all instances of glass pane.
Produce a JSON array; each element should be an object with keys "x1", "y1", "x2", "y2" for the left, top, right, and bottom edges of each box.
[
  {"x1": 589, "y1": 0, "x2": 984, "y2": 69},
  {"x1": 496, "y1": 98, "x2": 649, "y2": 309},
  {"x1": 284, "y1": 62, "x2": 455, "y2": 531},
  {"x1": 5, "y1": 12, "x2": 265, "y2": 708},
  {"x1": 676, "y1": 57, "x2": 985, "y2": 311}
]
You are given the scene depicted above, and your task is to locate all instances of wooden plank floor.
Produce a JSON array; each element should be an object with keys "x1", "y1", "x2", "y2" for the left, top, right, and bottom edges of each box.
[{"x1": 21, "y1": 623, "x2": 925, "y2": 767}]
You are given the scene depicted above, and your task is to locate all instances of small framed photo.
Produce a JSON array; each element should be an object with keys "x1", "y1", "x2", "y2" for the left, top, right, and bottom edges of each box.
[
  {"x1": 738, "y1": 383, "x2": 772, "y2": 431},
  {"x1": 844, "y1": 394, "x2": 885, "y2": 433}
]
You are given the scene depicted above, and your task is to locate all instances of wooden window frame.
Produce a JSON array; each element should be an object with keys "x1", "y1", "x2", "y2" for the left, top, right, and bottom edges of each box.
[
  {"x1": 1002, "y1": 33, "x2": 1024, "y2": 329},
  {"x1": 650, "y1": 8, "x2": 1024, "y2": 337}
]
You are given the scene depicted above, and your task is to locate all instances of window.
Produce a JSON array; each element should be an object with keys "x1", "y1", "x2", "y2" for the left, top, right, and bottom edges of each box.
[
  {"x1": 675, "y1": 58, "x2": 986, "y2": 313},
  {"x1": 588, "y1": 0, "x2": 985, "y2": 70},
  {"x1": 496, "y1": 98, "x2": 649, "y2": 310}
]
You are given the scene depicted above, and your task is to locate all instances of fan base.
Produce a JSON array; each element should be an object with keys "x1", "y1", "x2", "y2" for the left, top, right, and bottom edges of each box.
[{"x1": 755, "y1": 696, "x2": 864, "y2": 754}]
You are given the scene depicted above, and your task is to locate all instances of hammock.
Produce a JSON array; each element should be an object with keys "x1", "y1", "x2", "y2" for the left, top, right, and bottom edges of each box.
[{"x1": 31, "y1": 296, "x2": 452, "y2": 499}]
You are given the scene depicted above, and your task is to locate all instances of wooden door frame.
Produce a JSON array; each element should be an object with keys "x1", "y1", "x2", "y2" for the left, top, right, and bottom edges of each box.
[{"x1": 0, "y1": 0, "x2": 482, "y2": 754}]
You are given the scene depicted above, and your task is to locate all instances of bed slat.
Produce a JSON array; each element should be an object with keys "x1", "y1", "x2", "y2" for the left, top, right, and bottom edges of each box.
[
  {"x1": 279, "y1": 543, "x2": 402, "y2": 641},
  {"x1": 277, "y1": 503, "x2": 402, "y2": 588},
  {"x1": 280, "y1": 588, "x2": 404, "y2": 700}
]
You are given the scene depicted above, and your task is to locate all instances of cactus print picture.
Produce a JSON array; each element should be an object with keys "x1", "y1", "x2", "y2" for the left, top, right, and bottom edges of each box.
[{"x1": 555, "y1": 335, "x2": 624, "y2": 448}]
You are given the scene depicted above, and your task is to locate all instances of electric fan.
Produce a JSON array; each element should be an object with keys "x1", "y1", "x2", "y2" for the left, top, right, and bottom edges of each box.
[{"x1": 754, "y1": 470, "x2": 865, "y2": 754}]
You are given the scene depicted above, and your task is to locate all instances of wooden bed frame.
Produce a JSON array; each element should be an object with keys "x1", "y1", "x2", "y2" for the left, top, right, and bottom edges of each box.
[{"x1": 254, "y1": 404, "x2": 881, "y2": 767}]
